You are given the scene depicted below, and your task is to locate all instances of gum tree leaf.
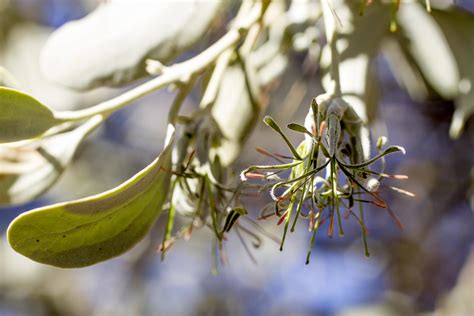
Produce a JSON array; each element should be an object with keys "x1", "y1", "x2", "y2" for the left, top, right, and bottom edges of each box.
[
  {"x1": 211, "y1": 64, "x2": 261, "y2": 166},
  {"x1": 40, "y1": 0, "x2": 224, "y2": 90},
  {"x1": 0, "y1": 115, "x2": 102, "y2": 205},
  {"x1": 7, "y1": 134, "x2": 174, "y2": 268},
  {"x1": 0, "y1": 87, "x2": 63, "y2": 143},
  {"x1": 397, "y1": 4, "x2": 460, "y2": 100},
  {"x1": 319, "y1": 1, "x2": 390, "y2": 161},
  {"x1": 381, "y1": 38, "x2": 432, "y2": 102},
  {"x1": 431, "y1": 8, "x2": 474, "y2": 138},
  {"x1": 398, "y1": 5, "x2": 474, "y2": 137},
  {"x1": 320, "y1": 0, "x2": 391, "y2": 123}
]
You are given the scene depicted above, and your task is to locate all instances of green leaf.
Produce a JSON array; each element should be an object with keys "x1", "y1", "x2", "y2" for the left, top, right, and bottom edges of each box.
[
  {"x1": 320, "y1": 1, "x2": 390, "y2": 123},
  {"x1": 431, "y1": 8, "x2": 474, "y2": 138},
  {"x1": 40, "y1": 0, "x2": 225, "y2": 89},
  {"x1": 7, "y1": 136, "x2": 174, "y2": 268},
  {"x1": 211, "y1": 63, "x2": 260, "y2": 166},
  {"x1": 0, "y1": 116, "x2": 103, "y2": 205},
  {"x1": 0, "y1": 87, "x2": 62, "y2": 143},
  {"x1": 398, "y1": 5, "x2": 474, "y2": 137},
  {"x1": 397, "y1": 4, "x2": 459, "y2": 100}
]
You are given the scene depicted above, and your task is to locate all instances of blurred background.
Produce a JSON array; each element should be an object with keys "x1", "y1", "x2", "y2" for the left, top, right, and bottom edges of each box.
[{"x1": 0, "y1": 1, "x2": 473, "y2": 315}]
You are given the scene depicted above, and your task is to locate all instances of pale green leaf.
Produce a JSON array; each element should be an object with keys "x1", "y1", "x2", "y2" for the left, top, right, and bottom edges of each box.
[
  {"x1": 0, "y1": 87, "x2": 62, "y2": 143},
  {"x1": 397, "y1": 4, "x2": 460, "y2": 99},
  {"x1": 431, "y1": 8, "x2": 474, "y2": 138},
  {"x1": 40, "y1": 0, "x2": 225, "y2": 90},
  {"x1": 211, "y1": 64, "x2": 260, "y2": 166},
  {"x1": 0, "y1": 116, "x2": 103, "y2": 205},
  {"x1": 398, "y1": 5, "x2": 474, "y2": 138},
  {"x1": 320, "y1": 0, "x2": 390, "y2": 123},
  {"x1": 318, "y1": 1, "x2": 390, "y2": 162},
  {"x1": 7, "y1": 136, "x2": 174, "y2": 268}
]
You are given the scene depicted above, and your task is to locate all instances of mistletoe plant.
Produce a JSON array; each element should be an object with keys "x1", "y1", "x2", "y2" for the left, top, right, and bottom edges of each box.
[{"x1": 0, "y1": 0, "x2": 471, "y2": 268}]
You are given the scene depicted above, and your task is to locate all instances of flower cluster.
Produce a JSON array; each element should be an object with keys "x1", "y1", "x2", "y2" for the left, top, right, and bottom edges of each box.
[
  {"x1": 159, "y1": 113, "x2": 272, "y2": 269},
  {"x1": 241, "y1": 99, "x2": 412, "y2": 264}
]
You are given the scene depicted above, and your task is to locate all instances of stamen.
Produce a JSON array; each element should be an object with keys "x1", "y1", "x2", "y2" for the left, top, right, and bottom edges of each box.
[
  {"x1": 256, "y1": 147, "x2": 286, "y2": 163},
  {"x1": 245, "y1": 172, "x2": 266, "y2": 179},
  {"x1": 392, "y1": 174, "x2": 408, "y2": 180},
  {"x1": 389, "y1": 185, "x2": 415, "y2": 197},
  {"x1": 386, "y1": 206, "x2": 404, "y2": 230}
]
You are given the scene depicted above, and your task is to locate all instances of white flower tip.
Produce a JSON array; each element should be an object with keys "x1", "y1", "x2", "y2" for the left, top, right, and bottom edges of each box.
[{"x1": 366, "y1": 178, "x2": 380, "y2": 192}]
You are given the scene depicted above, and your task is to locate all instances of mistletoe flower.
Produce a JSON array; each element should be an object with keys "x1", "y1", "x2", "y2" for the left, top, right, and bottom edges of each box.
[{"x1": 241, "y1": 98, "x2": 412, "y2": 263}]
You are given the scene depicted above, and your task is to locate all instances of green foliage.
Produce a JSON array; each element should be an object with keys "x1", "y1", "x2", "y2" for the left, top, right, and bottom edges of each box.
[
  {"x1": 7, "y1": 137, "x2": 173, "y2": 267},
  {"x1": 0, "y1": 116, "x2": 102, "y2": 205},
  {"x1": 395, "y1": 5, "x2": 474, "y2": 137},
  {"x1": 211, "y1": 63, "x2": 260, "y2": 166},
  {"x1": 430, "y1": 8, "x2": 474, "y2": 138},
  {"x1": 40, "y1": 1, "x2": 225, "y2": 89},
  {"x1": 0, "y1": 87, "x2": 62, "y2": 143}
]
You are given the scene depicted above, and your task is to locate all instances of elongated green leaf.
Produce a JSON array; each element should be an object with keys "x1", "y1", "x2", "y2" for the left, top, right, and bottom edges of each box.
[
  {"x1": 40, "y1": 0, "x2": 225, "y2": 89},
  {"x1": 319, "y1": 1, "x2": 390, "y2": 161},
  {"x1": 431, "y1": 8, "x2": 474, "y2": 138},
  {"x1": 7, "y1": 136, "x2": 174, "y2": 268},
  {"x1": 397, "y1": 4, "x2": 460, "y2": 100},
  {"x1": 211, "y1": 63, "x2": 260, "y2": 166},
  {"x1": 398, "y1": 5, "x2": 474, "y2": 138},
  {"x1": 320, "y1": 1, "x2": 390, "y2": 123},
  {"x1": 0, "y1": 115, "x2": 103, "y2": 205},
  {"x1": 0, "y1": 87, "x2": 62, "y2": 143}
]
